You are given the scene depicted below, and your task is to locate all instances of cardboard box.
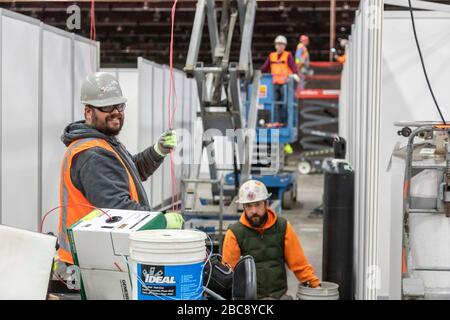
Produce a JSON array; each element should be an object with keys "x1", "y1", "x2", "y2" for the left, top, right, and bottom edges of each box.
[{"x1": 68, "y1": 209, "x2": 166, "y2": 300}]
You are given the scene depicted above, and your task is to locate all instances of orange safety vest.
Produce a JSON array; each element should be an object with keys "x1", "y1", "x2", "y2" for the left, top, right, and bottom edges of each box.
[
  {"x1": 269, "y1": 51, "x2": 293, "y2": 85},
  {"x1": 336, "y1": 53, "x2": 346, "y2": 64},
  {"x1": 58, "y1": 138, "x2": 139, "y2": 264}
]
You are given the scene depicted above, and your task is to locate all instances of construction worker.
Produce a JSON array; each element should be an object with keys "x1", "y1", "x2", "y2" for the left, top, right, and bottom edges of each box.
[
  {"x1": 57, "y1": 72, "x2": 178, "y2": 264},
  {"x1": 332, "y1": 38, "x2": 348, "y2": 64},
  {"x1": 295, "y1": 34, "x2": 311, "y2": 89},
  {"x1": 222, "y1": 180, "x2": 321, "y2": 299},
  {"x1": 260, "y1": 35, "x2": 299, "y2": 125}
]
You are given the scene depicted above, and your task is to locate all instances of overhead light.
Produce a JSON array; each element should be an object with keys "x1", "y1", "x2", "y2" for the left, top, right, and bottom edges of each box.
[
  {"x1": 343, "y1": 2, "x2": 350, "y2": 10},
  {"x1": 340, "y1": 27, "x2": 346, "y2": 32},
  {"x1": 279, "y1": 1, "x2": 285, "y2": 10},
  {"x1": 281, "y1": 10, "x2": 288, "y2": 19},
  {"x1": 117, "y1": 25, "x2": 123, "y2": 32},
  {"x1": 143, "y1": 1, "x2": 149, "y2": 10}
]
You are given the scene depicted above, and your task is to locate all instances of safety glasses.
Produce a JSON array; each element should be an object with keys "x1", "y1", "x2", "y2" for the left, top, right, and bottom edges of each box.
[{"x1": 95, "y1": 103, "x2": 126, "y2": 113}]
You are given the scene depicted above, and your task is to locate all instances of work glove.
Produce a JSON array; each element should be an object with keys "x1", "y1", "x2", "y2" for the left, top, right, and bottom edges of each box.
[
  {"x1": 165, "y1": 211, "x2": 185, "y2": 229},
  {"x1": 284, "y1": 143, "x2": 294, "y2": 155},
  {"x1": 154, "y1": 129, "x2": 177, "y2": 157},
  {"x1": 293, "y1": 74, "x2": 301, "y2": 83}
]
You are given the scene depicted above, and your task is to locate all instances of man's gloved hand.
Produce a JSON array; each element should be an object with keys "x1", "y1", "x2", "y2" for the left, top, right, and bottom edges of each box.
[
  {"x1": 303, "y1": 280, "x2": 321, "y2": 288},
  {"x1": 293, "y1": 74, "x2": 301, "y2": 83},
  {"x1": 165, "y1": 211, "x2": 184, "y2": 229},
  {"x1": 154, "y1": 129, "x2": 177, "y2": 157}
]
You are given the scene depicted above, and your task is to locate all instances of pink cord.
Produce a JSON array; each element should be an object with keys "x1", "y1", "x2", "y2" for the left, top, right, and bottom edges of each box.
[
  {"x1": 168, "y1": 0, "x2": 179, "y2": 210},
  {"x1": 40, "y1": 204, "x2": 111, "y2": 234},
  {"x1": 89, "y1": 0, "x2": 97, "y2": 71}
]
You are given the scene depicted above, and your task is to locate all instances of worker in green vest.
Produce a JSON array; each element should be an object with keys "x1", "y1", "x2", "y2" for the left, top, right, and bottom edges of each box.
[{"x1": 222, "y1": 180, "x2": 321, "y2": 299}]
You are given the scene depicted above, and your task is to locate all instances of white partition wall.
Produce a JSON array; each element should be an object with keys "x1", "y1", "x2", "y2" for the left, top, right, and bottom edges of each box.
[
  {"x1": 339, "y1": 2, "x2": 450, "y2": 299},
  {"x1": 0, "y1": 9, "x2": 98, "y2": 233},
  {"x1": 137, "y1": 60, "x2": 154, "y2": 200},
  {"x1": 1, "y1": 12, "x2": 40, "y2": 232},
  {"x1": 131, "y1": 58, "x2": 200, "y2": 210},
  {"x1": 338, "y1": 0, "x2": 383, "y2": 300}
]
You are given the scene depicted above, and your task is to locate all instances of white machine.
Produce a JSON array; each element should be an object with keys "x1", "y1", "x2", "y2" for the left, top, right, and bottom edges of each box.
[
  {"x1": 393, "y1": 122, "x2": 450, "y2": 299},
  {"x1": 68, "y1": 209, "x2": 166, "y2": 300}
]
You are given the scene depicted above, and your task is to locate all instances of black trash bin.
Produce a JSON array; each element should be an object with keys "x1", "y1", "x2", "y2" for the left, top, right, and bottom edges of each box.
[{"x1": 322, "y1": 137, "x2": 354, "y2": 300}]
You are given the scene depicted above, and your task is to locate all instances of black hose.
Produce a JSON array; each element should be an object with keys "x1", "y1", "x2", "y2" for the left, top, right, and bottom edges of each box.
[{"x1": 408, "y1": 0, "x2": 446, "y2": 124}]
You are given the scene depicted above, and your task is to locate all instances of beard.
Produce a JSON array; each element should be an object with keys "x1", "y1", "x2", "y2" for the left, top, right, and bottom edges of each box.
[
  {"x1": 92, "y1": 111, "x2": 124, "y2": 136},
  {"x1": 246, "y1": 211, "x2": 268, "y2": 228}
]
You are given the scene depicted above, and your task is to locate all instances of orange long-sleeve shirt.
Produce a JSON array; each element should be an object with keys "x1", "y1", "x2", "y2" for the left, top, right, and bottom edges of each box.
[{"x1": 222, "y1": 208, "x2": 320, "y2": 288}]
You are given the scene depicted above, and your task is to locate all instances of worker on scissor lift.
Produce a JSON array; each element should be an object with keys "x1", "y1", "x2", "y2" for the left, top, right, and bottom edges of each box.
[
  {"x1": 222, "y1": 180, "x2": 321, "y2": 300},
  {"x1": 260, "y1": 35, "x2": 299, "y2": 126},
  {"x1": 332, "y1": 38, "x2": 348, "y2": 64},
  {"x1": 57, "y1": 72, "x2": 181, "y2": 265},
  {"x1": 295, "y1": 34, "x2": 311, "y2": 90}
]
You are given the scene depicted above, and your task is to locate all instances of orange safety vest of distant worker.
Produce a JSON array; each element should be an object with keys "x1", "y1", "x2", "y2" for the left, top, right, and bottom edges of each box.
[
  {"x1": 58, "y1": 138, "x2": 139, "y2": 264},
  {"x1": 336, "y1": 53, "x2": 346, "y2": 64},
  {"x1": 269, "y1": 51, "x2": 293, "y2": 85}
]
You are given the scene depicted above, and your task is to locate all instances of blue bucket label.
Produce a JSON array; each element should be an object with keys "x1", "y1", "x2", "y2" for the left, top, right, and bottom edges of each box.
[{"x1": 136, "y1": 262, "x2": 203, "y2": 300}]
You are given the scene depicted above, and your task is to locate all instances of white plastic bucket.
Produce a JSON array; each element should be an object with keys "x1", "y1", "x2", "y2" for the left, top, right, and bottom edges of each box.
[
  {"x1": 296, "y1": 281, "x2": 340, "y2": 300},
  {"x1": 129, "y1": 229, "x2": 207, "y2": 300}
]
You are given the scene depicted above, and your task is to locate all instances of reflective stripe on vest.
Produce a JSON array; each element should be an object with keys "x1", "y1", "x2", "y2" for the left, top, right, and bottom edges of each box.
[
  {"x1": 58, "y1": 138, "x2": 140, "y2": 264},
  {"x1": 269, "y1": 51, "x2": 292, "y2": 84}
]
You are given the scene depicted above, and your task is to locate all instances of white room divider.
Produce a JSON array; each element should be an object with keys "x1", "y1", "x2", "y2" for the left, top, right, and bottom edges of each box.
[
  {"x1": 102, "y1": 58, "x2": 200, "y2": 211},
  {"x1": 0, "y1": 9, "x2": 99, "y2": 234},
  {"x1": 338, "y1": 0, "x2": 383, "y2": 300},
  {"x1": 340, "y1": 1, "x2": 450, "y2": 299}
]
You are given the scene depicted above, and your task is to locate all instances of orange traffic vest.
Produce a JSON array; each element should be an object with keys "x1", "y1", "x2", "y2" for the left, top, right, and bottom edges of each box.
[
  {"x1": 269, "y1": 51, "x2": 293, "y2": 84},
  {"x1": 336, "y1": 53, "x2": 346, "y2": 64},
  {"x1": 58, "y1": 138, "x2": 139, "y2": 264}
]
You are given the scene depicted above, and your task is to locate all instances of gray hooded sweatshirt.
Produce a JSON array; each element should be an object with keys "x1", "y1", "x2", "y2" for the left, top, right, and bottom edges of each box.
[{"x1": 61, "y1": 121, "x2": 164, "y2": 211}]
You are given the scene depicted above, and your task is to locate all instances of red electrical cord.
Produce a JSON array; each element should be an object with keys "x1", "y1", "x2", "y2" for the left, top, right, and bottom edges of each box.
[
  {"x1": 168, "y1": 0, "x2": 179, "y2": 210},
  {"x1": 90, "y1": 0, "x2": 96, "y2": 41},
  {"x1": 39, "y1": 204, "x2": 111, "y2": 234},
  {"x1": 89, "y1": 0, "x2": 97, "y2": 71}
]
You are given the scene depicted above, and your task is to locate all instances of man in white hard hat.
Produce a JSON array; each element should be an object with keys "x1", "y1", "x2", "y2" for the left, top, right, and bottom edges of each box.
[
  {"x1": 57, "y1": 72, "x2": 179, "y2": 264},
  {"x1": 222, "y1": 180, "x2": 320, "y2": 300},
  {"x1": 260, "y1": 35, "x2": 300, "y2": 125}
]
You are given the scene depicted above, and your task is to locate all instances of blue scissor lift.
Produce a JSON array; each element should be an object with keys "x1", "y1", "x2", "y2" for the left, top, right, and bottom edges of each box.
[{"x1": 225, "y1": 74, "x2": 298, "y2": 212}]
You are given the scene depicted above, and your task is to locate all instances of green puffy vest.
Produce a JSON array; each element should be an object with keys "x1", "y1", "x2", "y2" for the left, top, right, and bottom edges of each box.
[{"x1": 229, "y1": 216, "x2": 287, "y2": 299}]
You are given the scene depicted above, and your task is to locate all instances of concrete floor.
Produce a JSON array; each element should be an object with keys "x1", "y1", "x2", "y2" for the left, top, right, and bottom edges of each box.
[{"x1": 284, "y1": 173, "x2": 324, "y2": 297}]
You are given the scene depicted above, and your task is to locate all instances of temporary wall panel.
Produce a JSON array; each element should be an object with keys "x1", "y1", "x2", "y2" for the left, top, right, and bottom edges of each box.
[
  {"x1": 339, "y1": 3, "x2": 450, "y2": 299},
  {"x1": 0, "y1": 9, "x2": 98, "y2": 233},
  {"x1": 41, "y1": 27, "x2": 73, "y2": 236},
  {"x1": 137, "y1": 60, "x2": 154, "y2": 200},
  {"x1": 150, "y1": 64, "x2": 165, "y2": 208},
  {"x1": 1, "y1": 12, "x2": 40, "y2": 231},
  {"x1": 337, "y1": 0, "x2": 383, "y2": 300},
  {"x1": 135, "y1": 59, "x2": 200, "y2": 210}
]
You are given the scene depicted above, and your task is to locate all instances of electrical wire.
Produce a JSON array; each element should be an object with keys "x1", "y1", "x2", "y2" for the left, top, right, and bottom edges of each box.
[
  {"x1": 89, "y1": 0, "x2": 97, "y2": 71},
  {"x1": 39, "y1": 204, "x2": 111, "y2": 234},
  {"x1": 168, "y1": 0, "x2": 179, "y2": 211},
  {"x1": 408, "y1": 0, "x2": 446, "y2": 124}
]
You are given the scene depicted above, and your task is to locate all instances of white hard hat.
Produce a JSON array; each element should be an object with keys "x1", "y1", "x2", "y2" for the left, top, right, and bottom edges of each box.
[
  {"x1": 236, "y1": 180, "x2": 272, "y2": 204},
  {"x1": 274, "y1": 35, "x2": 287, "y2": 45},
  {"x1": 81, "y1": 72, "x2": 127, "y2": 107}
]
